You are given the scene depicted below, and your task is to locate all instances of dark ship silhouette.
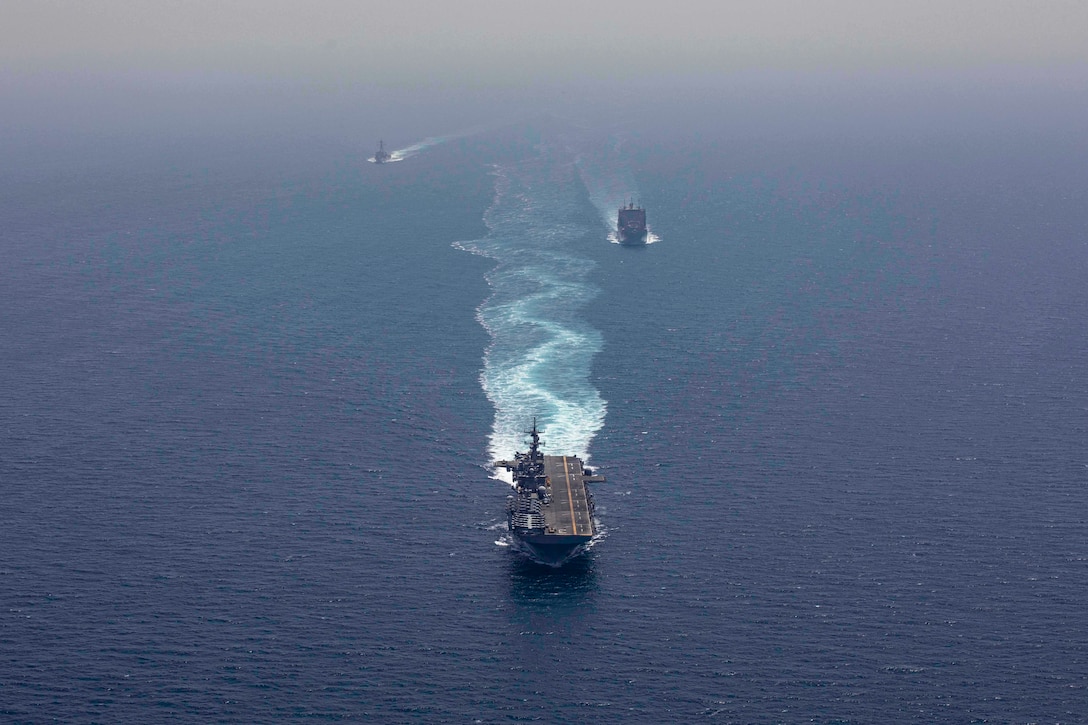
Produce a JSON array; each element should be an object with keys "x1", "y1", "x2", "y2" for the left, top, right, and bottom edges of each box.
[
  {"x1": 373, "y1": 141, "x2": 392, "y2": 164},
  {"x1": 617, "y1": 201, "x2": 647, "y2": 244},
  {"x1": 496, "y1": 421, "x2": 604, "y2": 566}
]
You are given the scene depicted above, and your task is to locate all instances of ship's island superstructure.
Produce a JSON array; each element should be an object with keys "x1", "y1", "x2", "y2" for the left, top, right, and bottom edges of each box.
[
  {"x1": 496, "y1": 421, "x2": 604, "y2": 566},
  {"x1": 373, "y1": 140, "x2": 392, "y2": 164},
  {"x1": 617, "y1": 201, "x2": 647, "y2": 244}
]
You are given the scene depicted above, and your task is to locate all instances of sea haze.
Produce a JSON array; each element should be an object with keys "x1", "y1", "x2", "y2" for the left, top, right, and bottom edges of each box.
[{"x1": 2, "y1": 74, "x2": 1087, "y2": 721}]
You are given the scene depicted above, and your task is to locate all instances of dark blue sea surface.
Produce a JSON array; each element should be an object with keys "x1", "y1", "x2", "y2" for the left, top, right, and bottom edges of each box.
[{"x1": 2, "y1": 88, "x2": 1088, "y2": 722}]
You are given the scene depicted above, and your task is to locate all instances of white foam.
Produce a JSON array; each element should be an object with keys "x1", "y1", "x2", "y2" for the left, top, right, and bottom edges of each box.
[
  {"x1": 392, "y1": 135, "x2": 447, "y2": 159},
  {"x1": 608, "y1": 230, "x2": 661, "y2": 245},
  {"x1": 454, "y1": 155, "x2": 607, "y2": 465},
  {"x1": 369, "y1": 124, "x2": 493, "y2": 164},
  {"x1": 366, "y1": 136, "x2": 447, "y2": 163}
]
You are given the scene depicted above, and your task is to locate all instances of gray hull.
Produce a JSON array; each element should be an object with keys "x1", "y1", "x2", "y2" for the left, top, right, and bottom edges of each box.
[
  {"x1": 497, "y1": 424, "x2": 604, "y2": 567},
  {"x1": 511, "y1": 533, "x2": 592, "y2": 567}
]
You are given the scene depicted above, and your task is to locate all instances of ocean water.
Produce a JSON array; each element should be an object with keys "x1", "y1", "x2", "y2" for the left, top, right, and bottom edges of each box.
[{"x1": 3, "y1": 86, "x2": 1088, "y2": 722}]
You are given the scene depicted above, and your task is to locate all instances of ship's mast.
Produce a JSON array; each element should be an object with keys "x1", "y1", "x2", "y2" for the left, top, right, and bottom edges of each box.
[
  {"x1": 495, "y1": 418, "x2": 548, "y2": 490},
  {"x1": 516, "y1": 418, "x2": 544, "y2": 490},
  {"x1": 528, "y1": 418, "x2": 541, "y2": 462}
]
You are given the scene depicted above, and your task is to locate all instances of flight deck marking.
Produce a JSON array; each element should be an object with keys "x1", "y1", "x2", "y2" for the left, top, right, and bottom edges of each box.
[{"x1": 562, "y1": 456, "x2": 578, "y2": 536}]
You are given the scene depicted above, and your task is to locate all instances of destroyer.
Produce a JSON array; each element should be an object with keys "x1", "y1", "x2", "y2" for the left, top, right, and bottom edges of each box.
[
  {"x1": 617, "y1": 200, "x2": 647, "y2": 244},
  {"x1": 373, "y1": 140, "x2": 392, "y2": 164},
  {"x1": 496, "y1": 421, "x2": 605, "y2": 566}
]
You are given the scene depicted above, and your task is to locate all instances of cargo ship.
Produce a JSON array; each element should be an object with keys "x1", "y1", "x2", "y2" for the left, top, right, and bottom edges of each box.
[
  {"x1": 617, "y1": 201, "x2": 647, "y2": 244},
  {"x1": 373, "y1": 141, "x2": 392, "y2": 164},
  {"x1": 496, "y1": 421, "x2": 604, "y2": 566}
]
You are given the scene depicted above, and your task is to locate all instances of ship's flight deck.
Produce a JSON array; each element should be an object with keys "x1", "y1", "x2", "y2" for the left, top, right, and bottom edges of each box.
[{"x1": 542, "y1": 455, "x2": 596, "y2": 538}]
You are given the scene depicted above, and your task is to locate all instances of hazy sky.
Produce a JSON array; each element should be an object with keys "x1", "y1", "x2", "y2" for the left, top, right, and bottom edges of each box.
[{"x1": 4, "y1": 0, "x2": 1087, "y2": 85}]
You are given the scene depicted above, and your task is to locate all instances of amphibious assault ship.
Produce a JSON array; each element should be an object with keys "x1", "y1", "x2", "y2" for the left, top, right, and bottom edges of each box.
[
  {"x1": 496, "y1": 421, "x2": 604, "y2": 566},
  {"x1": 617, "y1": 201, "x2": 647, "y2": 244},
  {"x1": 373, "y1": 141, "x2": 392, "y2": 164}
]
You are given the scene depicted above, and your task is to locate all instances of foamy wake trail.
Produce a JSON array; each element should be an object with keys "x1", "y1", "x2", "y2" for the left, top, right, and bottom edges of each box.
[
  {"x1": 388, "y1": 135, "x2": 447, "y2": 161},
  {"x1": 454, "y1": 152, "x2": 606, "y2": 465},
  {"x1": 369, "y1": 125, "x2": 494, "y2": 163},
  {"x1": 368, "y1": 136, "x2": 444, "y2": 164}
]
